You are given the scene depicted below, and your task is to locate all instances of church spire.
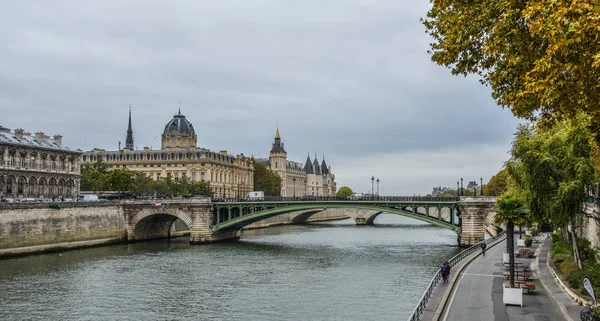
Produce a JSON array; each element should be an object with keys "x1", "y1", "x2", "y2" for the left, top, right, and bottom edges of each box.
[{"x1": 125, "y1": 105, "x2": 134, "y2": 150}]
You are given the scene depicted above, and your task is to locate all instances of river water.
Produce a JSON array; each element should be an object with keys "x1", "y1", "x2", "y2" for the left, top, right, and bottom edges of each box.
[{"x1": 0, "y1": 214, "x2": 460, "y2": 321}]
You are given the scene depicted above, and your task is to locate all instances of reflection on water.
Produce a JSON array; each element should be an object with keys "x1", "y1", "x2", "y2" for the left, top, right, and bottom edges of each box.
[{"x1": 0, "y1": 214, "x2": 460, "y2": 321}]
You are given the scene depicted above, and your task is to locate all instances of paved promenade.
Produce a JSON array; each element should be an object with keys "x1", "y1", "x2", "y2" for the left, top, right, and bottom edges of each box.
[{"x1": 441, "y1": 237, "x2": 583, "y2": 321}]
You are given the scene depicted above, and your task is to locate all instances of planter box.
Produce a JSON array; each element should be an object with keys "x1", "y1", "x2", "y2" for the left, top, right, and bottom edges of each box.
[
  {"x1": 517, "y1": 239, "x2": 525, "y2": 247},
  {"x1": 503, "y1": 252, "x2": 510, "y2": 263},
  {"x1": 503, "y1": 287, "x2": 523, "y2": 306}
]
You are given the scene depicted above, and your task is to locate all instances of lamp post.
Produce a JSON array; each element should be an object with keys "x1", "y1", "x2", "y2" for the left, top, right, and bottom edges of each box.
[
  {"x1": 460, "y1": 177, "x2": 464, "y2": 196},
  {"x1": 376, "y1": 178, "x2": 380, "y2": 200},
  {"x1": 480, "y1": 177, "x2": 484, "y2": 196},
  {"x1": 371, "y1": 176, "x2": 375, "y2": 200},
  {"x1": 293, "y1": 177, "x2": 296, "y2": 199},
  {"x1": 304, "y1": 179, "x2": 307, "y2": 198},
  {"x1": 456, "y1": 181, "x2": 459, "y2": 198}
]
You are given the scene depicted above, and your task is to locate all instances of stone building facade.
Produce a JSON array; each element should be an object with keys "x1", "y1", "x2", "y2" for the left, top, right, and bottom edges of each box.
[
  {"x1": 81, "y1": 110, "x2": 254, "y2": 198},
  {"x1": 258, "y1": 129, "x2": 337, "y2": 197},
  {"x1": 0, "y1": 126, "x2": 81, "y2": 200}
]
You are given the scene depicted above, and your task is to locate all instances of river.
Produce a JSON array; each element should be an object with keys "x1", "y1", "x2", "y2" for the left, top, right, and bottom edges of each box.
[{"x1": 0, "y1": 214, "x2": 460, "y2": 321}]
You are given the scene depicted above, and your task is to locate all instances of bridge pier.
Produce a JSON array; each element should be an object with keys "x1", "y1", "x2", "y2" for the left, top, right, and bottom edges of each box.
[
  {"x1": 458, "y1": 197, "x2": 496, "y2": 247},
  {"x1": 189, "y1": 205, "x2": 239, "y2": 243}
]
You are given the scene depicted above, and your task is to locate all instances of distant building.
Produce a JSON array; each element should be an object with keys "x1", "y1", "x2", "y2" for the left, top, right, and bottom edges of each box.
[
  {"x1": 466, "y1": 180, "x2": 479, "y2": 190},
  {"x1": 432, "y1": 186, "x2": 451, "y2": 196},
  {"x1": 0, "y1": 125, "x2": 81, "y2": 200},
  {"x1": 81, "y1": 109, "x2": 254, "y2": 198},
  {"x1": 257, "y1": 129, "x2": 337, "y2": 197}
]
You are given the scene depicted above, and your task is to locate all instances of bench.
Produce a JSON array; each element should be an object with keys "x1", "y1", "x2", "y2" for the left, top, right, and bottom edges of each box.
[
  {"x1": 521, "y1": 283, "x2": 536, "y2": 293},
  {"x1": 503, "y1": 272, "x2": 533, "y2": 280}
]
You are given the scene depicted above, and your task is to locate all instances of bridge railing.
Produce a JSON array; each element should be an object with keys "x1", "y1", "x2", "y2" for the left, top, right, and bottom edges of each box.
[
  {"x1": 407, "y1": 231, "x2": 506, "y2": 321},
  {"x1": 211, "y1": 196, "x2": 460, "y2": 203}
]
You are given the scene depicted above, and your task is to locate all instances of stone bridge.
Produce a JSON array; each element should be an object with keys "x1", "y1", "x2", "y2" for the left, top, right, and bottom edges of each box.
[{"x1": 123, "y1": 196, "x2": 498, "y2": 247}]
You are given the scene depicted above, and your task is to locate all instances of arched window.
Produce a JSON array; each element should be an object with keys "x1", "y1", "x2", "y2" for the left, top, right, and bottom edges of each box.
[
  {"x1": 6, "y1": 177, "x2": 13, "y2": 195},
  {"x1": 17, "y1": 178, "x2": 24, "y2": 194}
]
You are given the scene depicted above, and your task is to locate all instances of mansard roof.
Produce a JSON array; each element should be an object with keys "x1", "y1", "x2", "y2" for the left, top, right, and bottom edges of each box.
[{"x1": 0, "y1": 129, "x2": 78, "y2": 154}]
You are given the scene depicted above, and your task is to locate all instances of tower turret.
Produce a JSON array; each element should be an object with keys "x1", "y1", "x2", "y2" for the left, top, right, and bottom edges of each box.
[{"x1": 269, "y1": 127, "x2": 287, "y2": 196}]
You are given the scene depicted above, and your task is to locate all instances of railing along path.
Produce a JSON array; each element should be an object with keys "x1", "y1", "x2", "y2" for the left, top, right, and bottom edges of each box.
[{"x1": 407, "y1": 232, "x2": 506, "y2": 321}]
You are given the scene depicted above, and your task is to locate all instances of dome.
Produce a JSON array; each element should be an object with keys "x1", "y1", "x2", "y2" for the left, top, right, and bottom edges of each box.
[{"x1": 163, "y1": 111, "x2": 195, "y2": 136}]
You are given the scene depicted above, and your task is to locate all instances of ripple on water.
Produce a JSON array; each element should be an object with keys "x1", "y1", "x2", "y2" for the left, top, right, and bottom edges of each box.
[{"x1": 0, "y1": 215, "x2": 459, "y2": 321}]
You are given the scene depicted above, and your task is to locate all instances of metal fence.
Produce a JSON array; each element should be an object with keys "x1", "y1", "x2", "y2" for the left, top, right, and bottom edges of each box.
[{"x1": 407, "y1": 231, "x2": 506, "y2": 321}]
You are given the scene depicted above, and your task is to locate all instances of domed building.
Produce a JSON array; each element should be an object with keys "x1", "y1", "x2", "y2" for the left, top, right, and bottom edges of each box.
[
  {"x1": 161, "y1": 111, "x2": 197, "y2": 150},
  {"x1": 81, "y1": 109, "x2": 254, "y2": 198}
]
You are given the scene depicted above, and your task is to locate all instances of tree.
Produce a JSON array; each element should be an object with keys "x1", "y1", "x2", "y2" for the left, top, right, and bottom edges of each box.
[
  {"x1": 423, "y1": 1, "x2": 600, "y2": 136},
  {"x1": 483, "y1": 169, "x2": 509, "y2": 196},
  {"x1": 495, "y1": 196, "x2": 526, "y2": 288},
  {"x1": 252, "y1": 160, "x2": 282, "y2": 196},
  {"x1": 336, "y1": 186, "x2": 354, "y2": 197},
  {"x1": 507, "y1": 116, "x2": 595, "y2": 270}
]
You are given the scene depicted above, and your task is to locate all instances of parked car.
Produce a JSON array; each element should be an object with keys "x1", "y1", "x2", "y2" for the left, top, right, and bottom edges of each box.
[{"x1": 301, "y1": 195, "x2": 317, "y2": 201}]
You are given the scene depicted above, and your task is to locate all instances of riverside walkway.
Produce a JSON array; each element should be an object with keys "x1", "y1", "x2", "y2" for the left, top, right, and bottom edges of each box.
[{"x1": 441, "y1": 236, "x2": 583, "y2": 321}]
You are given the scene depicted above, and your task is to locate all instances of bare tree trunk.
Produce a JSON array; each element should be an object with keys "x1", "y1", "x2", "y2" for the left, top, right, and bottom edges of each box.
[
  {"x1": 507, "y1": 220, "x2": 515, "y2": 287},
  {"x1": 570, "y1": 217, "x2": 583, "y2": 270}
]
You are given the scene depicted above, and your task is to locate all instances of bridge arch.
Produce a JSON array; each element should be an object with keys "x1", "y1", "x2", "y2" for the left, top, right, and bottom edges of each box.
[
  {"x1": 129, "y1": 208, "x2": 193, "y2": 241},
  {"x1": 212, "y1": 203, "x2": 459, "y2": 234}
]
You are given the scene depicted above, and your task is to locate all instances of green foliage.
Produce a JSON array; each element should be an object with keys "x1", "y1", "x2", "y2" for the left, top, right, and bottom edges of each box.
[
  {"x1": 48, "y1": 203, "x2": 61, "y2": 210},
  {"x1": 507, "y1": 117, "x2": 595, "y2": 229},
  {"x1": 494, "y1": 196, "x2": 526, "y2": 226},
  {"x1": 529, "y1": 227, "x2": 538, "y2": 236},
  {"x1": 336, "y1": 186, "x2": 354, "y2": 197},
  {"x1": 252, "y1": 159, "x2": 282, "y2": 196},
  {"x1": 80, "y1": 161, "x2": 213, "y2": 198},
  {"x1": 551, "y1": 233, "x2": 600, "y2": 296},
  {"x1": 423, "y1": 0, "x2": 600, "y2": 135},
  {"x1": 483, "y1": 169, "x2": 508, "y2": 196}
]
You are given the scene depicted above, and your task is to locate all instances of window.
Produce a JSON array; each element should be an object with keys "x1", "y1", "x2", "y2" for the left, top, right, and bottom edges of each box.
[
  {"x1": 41, "y1": 158, "x2": 47, "y2": 169},
  {"x1": 149, "y1": 173, "x2": 154, "y2": 179},
  {"x1": 174, "y1": 172, "x2": 179, "y2": 179},
  {"x1": 50, "y1": 159, "x2": 55, "y2": 170},
  {"x1": 9, "y1": 155, "x2": 15, "y2": 166},
  {"x1": 275, "y1": 162, "x2": 278, "y2": 168},
  {"x1": 157, "y1": 173, "x2": 161, "y2": 180},
  {"x1": 20, "y1": 156, "x2": 25, "y2": 167},
  {"x1": 192, "y1": 172, "x2": 197, "y2": 182},
  {"x1": 30, "y1": 157, "x2": 36, "y2": 169},
  {"x1": 201, "y1": 172, "x2": 206, "y2": 181}
]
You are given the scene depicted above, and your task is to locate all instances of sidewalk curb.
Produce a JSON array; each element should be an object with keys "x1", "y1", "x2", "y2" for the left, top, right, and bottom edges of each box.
[
  {"x1": 431, "y1": 235, "x2": 506, "y2": 321},
  {"x1": 533, "y1": 239, "x2": 584, "y2": 321}
]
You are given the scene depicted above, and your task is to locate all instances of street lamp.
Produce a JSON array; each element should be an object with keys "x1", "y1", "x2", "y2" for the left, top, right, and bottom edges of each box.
[
  {"x1": 371, "y1": 176, "x2": 375, "y2": 200},
  {"x1": 460, "y1": 177, "x2": 464, "y2": 196},
  {"x1": 293, "y1": 177, "x2": 296, "y2": 199},
  {"x1": 480, "y1": 177, "x2": 484, "y2": 196},
  {"x1": 376, "y1": 178, "x2": 380, "y2": 200}
]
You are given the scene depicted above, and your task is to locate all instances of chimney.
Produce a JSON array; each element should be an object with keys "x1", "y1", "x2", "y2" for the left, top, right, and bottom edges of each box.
[
  {"x1": 35, "y1": 132, "x2": 45, "y2": 141},
  {"x1": 53, "y1": 135, "x2": 63, "y2": 145},
  {"x1": 14, "y1": 128, "x2": 24, "y2": 139}
]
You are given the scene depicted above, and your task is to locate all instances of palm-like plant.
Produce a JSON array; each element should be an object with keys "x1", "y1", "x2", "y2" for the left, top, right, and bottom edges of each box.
[{"x1": 495, "y1": 196, "x2": 526, "y2": 288}]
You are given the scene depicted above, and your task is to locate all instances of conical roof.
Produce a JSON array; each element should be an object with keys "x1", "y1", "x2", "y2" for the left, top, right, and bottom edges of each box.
[{"x1": 303, "y1": 153, "x2": 314, "y2": 174}]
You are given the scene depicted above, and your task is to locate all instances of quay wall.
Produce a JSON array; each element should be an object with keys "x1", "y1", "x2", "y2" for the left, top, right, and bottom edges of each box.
[{"x1": 0, "y1": 203, "x2": 126, "y2": 256}]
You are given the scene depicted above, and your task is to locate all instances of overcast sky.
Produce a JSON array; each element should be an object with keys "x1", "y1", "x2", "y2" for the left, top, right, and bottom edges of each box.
[{"x1": 0, "y1": 1, "x2": 519, "y2": 195}]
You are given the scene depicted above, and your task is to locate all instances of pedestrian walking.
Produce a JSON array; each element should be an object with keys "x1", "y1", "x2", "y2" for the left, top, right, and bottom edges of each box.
[
  {"x1": 441, "y1": 262, "x2": 450, "y2": 283},
  {"x1": 480, "y1": 242, "x2": 487, "y2": 255}
]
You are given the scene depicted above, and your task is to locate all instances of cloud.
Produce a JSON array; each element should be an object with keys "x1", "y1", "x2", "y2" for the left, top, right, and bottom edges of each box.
[{"x1": 0, "y1": 0, "x2": 519, "y2": 194}]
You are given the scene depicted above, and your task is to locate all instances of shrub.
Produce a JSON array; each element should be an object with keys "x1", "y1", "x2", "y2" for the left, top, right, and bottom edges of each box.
[
  {"x1": 552, "y1": 253, "x2": 570, "y2": 264},
  {"x1": 568, "y1": 270, "x2": 584, "y2": 289},
  {"x1": 552, "y1": 230, "x2": 563, "y2": 243},
  {"x1": 48, "y1": 204, "x2": 61, "y2": 210},
  {"x1": 530, "y1": 227, "x2": 538, "y2": 236},
  {"x1": 559, "y1": 259, "x2": 580, "y2": 279}
]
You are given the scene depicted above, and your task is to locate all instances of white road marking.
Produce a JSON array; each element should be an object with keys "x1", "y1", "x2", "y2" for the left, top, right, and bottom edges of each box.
[
  {"x1": 463, "y1": 273, "x2": 504, "y2": 278},
  {"x1": 442, "y1": 258, "x2": 477, "y2": 321}
]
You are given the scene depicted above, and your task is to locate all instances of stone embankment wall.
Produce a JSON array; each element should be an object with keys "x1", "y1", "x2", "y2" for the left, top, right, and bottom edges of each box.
[
  {"x1": 582, "y1": 202, "x2": 600, "y2": 248},
  {"x1": 0, "y1": 203, "x2": 125, "y2": 255}
]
